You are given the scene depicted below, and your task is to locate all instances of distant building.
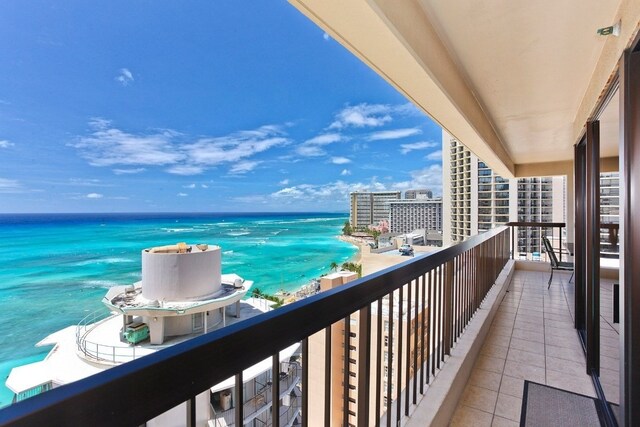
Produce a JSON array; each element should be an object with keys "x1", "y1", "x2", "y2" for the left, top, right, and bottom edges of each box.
[
  {"x1": 388, "y1": 199, "x2": 443, "y2": 234},
  {"x1": 405, "y1": 189, "x2": 433, "y2": 200},
  {"x1": 443, "y1": 130, "x2": 565, "y2": 252},
  {"x1": 350, "y1": 191, "x2": 401, "y2": 229}
]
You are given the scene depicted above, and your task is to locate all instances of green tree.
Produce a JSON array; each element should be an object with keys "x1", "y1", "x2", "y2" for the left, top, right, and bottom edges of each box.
[
  {"x1": 330, "y1": 261, "x2": 339, "y2": 272},
  {"x1": 342, "y1": 221, "x2": 352, "y2": 236}
]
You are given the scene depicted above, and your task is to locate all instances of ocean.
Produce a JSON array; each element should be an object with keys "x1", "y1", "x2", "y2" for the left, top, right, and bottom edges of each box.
[{"x1": 0, "y1": 212, "x2": 356, "y2": 407}]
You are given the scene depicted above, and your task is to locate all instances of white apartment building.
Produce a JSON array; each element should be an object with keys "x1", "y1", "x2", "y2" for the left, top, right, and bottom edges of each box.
[
  {"x1": 388, "y1": 199, "x2": 443, "y2": 234},
  {"x1": 350, "y1": 191, "x2": 401, "y2": 229},
  {"x1": 405, "y1": 189, "x2": 433, "y2": 199},
  {"x1": 443, "y1": 130, "x2": 565, "y2": 252}
]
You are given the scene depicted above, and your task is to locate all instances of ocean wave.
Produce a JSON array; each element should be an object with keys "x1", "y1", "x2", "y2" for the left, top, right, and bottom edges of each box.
[
  {"x1": 161, "y1": 227, "x2": 199, "y2": 233},
  {"x1": 227, "y1": 231, "x2": 251, "y2": 237},
  {"x1": 81, "y1": 280, "x2": 120, "y2": 289},
  {"x1": 223, "y1": 250, "x2": 234, "y2": 255},
  {"x1": 74, "y1": 257, "x2": 134, "y2": 266}
]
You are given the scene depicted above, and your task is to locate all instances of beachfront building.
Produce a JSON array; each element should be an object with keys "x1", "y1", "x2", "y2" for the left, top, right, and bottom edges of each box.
[
  {"x1": 388, "y1": 198, "x2": 443, "y2": 234},
  {"x1": 443, "y1": 130, "x2": 566, "y2": 254},
  {"x1": 404, "y1": 189, "x2": 433, "y2": 200},
  {"x1": 307, "y1": 272, "x2": 427, "y2": 426},
  {"x1": 6, "y1": 1, "x2": 640, "y2": 426},
  {"x1": 349, "y1": 191, "x2": 401, "y2": 229},
  {"x1": 6, "y1": 243, "x2": 301, "y2": 427}
]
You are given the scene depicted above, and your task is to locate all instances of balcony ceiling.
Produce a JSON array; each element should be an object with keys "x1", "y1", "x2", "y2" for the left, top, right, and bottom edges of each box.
[{"x1": 289, "y1": 0, "x2": 638, "y2": 176}]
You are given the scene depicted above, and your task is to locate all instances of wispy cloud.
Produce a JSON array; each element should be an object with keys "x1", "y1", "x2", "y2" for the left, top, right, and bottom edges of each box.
[
  {"x1": 0, "y1": 140, "x2": 14, "y2": 148},
  {"x1": 340, "y1": 169, "x2": 351, "y2": 176},
  {"x1": 399, "y1": 141, "x2": 437, "y2": 154},
  {"x1": 367, "y1": 128, "x2": 421, "y2": 141},
  {"x1": 328, "y1": 103, "x2": 416, "y2": 130},
  {"x1": 279, "y1": 179, "x2": 290, "y2": 186},
  {"x1": 72, "y1": 119, "x2": 290, "y2": 176},
  {"x1": 115, "y1": 68, "x2": 134, "y2": 86},
  {"x1": 166, "y1": 165, "x2": 205, "y2": 176},
  {"x1": 229, "y1": 160, "x2": 261, "y2": 174},
  {"x1": 295, "y1": 133, "x2": 343, "y2": 157},
  {"x1": 113, "y1": 168, "x2": 146, "y2": 175},
  {"x1": 323, "y1": 32, "x2": 330, "y2": 41},
  {"x1": 0, "y1": 178, "x2": 22, "y2": 193},
  {"x1": 201, "y1": 184, "x2": 209, "y2": 189},
  {"x1": 183, "y1": 183, "x2": 196, "y2": 189},
  {"x1": 426, "y1": 150, "x2": 442, "y2": 161},
  {"x1": 86, "y1": 193, "x2": 103, "y2": 199},
  {"x1": 331, "y1": 156, "x2": 351, "y2": 165},
  {"x1": 177, "y1": 192, "x2": 188, "y2": 197},
  {"x1": 71, "y1": 119, "x2": 183, "y2": 167}
]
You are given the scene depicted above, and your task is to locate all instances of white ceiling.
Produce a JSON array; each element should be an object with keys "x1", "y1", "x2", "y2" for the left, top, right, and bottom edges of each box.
[{"x1": 417, "y1": 0, "x2": 621, "y2": 164}]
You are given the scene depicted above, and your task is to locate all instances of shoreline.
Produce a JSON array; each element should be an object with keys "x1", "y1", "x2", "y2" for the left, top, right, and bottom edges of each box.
[{"x1": 336, "y1": 234, "x2": 363, "y2": 264}]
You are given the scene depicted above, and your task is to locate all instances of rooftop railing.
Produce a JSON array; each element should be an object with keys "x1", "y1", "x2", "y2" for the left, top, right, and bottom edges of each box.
[{"x1": 0, "y1": 226, "x2": 510, "y2": 427}]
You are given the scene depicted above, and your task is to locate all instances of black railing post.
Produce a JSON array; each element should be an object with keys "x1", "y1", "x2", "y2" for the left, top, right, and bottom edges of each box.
[{"x1": 357, "y1": 305, "x2": 371, "y2": 427}]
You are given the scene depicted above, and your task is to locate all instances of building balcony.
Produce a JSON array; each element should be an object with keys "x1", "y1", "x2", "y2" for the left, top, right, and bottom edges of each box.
[{"x1": 1, "y1": 225, "x2": 617, "y2": 427}]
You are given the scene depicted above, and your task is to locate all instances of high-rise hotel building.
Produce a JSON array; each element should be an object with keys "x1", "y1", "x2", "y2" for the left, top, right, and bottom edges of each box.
[
  {"x1": 443, "y1": 130, "x2": 565, "y2": 252},
  {"x1": 388, "y1": 198, "x2": 443, "y2": 233},
  {"x1": 349, "y1": 191, "x2": 401, "y2": 229}
]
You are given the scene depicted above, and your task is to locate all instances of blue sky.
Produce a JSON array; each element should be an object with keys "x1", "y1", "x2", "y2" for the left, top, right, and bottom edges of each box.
[{"x1": 0, "y1": 1, "x2": 443, "y2": 213}]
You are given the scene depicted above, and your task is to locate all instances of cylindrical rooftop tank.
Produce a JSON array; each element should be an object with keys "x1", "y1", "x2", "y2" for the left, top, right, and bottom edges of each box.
[{"x1": 141, "y1": 244, "x2": 221, "y2": 301}]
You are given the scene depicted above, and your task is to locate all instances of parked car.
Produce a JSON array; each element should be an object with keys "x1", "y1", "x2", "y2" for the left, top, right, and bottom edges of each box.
[{"x1": 399, "y1": 244, "x2": 414, "y2": 256}]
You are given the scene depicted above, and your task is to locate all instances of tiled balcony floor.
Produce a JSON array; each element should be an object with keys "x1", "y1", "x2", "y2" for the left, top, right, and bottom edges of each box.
[{"x1": 450, "y1": 269, "x2": 596, "y2": 427}]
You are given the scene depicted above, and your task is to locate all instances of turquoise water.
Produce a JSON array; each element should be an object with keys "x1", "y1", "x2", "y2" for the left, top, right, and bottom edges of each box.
[{"x1": 0, "y1": 212, "x2": 356, "y2": 407}]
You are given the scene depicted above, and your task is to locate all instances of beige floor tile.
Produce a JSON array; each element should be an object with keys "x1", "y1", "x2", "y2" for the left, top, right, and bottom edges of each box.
[
  {"x1": 503, "y1": 360, "x2": 545, "y2": 383},
  {"x1": 490, "y1": 325, "x2": 513, "y2": 338},
  {"x1": 513, "y1": 320, "x2": 543, "y2": 333},
  {"x1": 450, "y1": 405, "x2": 493, "y2": 427},
  {"x1": 546, "y1": 355, "x2": 585, "y2": 377},
  {"x1": 461, "y1": 385, "x2": 498, "y2": 413},
  {"x1": 475, "y1": 355, "x2": 506, "y2": 374},
  {"x1": 545, "y1": 369, "x2": 596, "y2": 398},
  {"x1": 507, "y1": 348, "x2": 546, "y2": 368},
  {"x1": 491, "y1": 416, "x2": 519, "y2": 427},
  {"x1": 545, "y1": 344, "x2": 584, "y2": 363},
  {"x1": 481, "y1": 344, "x2": 509, "y2": 360},
  {"x1": 544, "y1": 326, "x2": 578, "y2": 339},
  {"x1": 499, "y1": 375, "x2": 525, "y2": 398},
  {"x1": 511, "y1": 328, "x2": 544, "y2": 344},
  {"x1": 509, "y1": 337, "x2": 542, "y2": 353},
  {"x1": 545, "y1": 333, "x2": 581, "y2": 350},
  {"x1": 485, "y1": 333, "x2": 511, "y2": 348},
  {"x1": 469, "y1": 368, "x2": 503, "y2": 391},
  {"x1": 494, "y1": 393, "x2": 522, "y2": 422}
]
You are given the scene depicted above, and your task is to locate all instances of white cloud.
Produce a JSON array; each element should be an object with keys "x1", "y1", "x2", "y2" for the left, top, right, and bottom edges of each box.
[
  {"x1": 177, "y1": 192, "x2": 188, "y2": 197},
  {"x1": 400, "y1": 141, "x2": 438, "y2": 154},
  {"x1": 279, "y1": 179, "x2": 290, "y2": 186},
  {"x1": 201, "y1": 184, "x2": 209, "y2": 189},
  {"x1": 329, "y1": 103, "x2": 394, "y2": 129},
  {"x1": 113, "y1": 168, "x2": 146, "y2": 175},
  {"x1": 323, "y1": 32, "x2": 330, "y2": 41},
  {"x1": 72, "y1": 120, "x2": 289, "y2": 176},
  {"x1": 367, "y1": 128, "x2": 422, "y2": 141},
  {"x1": 86, "y1": 193, "x2": 103, "y2": 199},
  {"x1": 183, "y1": 125, "x2": 289, "y2": 167},
  {"x1": 183, "y1": 183, "x2": 196, "y2": 189},
  {"x1": 341, "y1": 169, "x2": 351, "y2": 176},
  {"x1": 295, "y1": 133, "x2": 344, "y2": 157},
  {"x1": 0, "y1": 178, "x2": 21, "y2": 193},
  {"x1": 115, "y1": 68, "x2": 134, "y2": 86},
  {"x1": 426, "y1": 150, "x2": 442, "y2": 161},
  {"x1": 229, "y1": 160, "x2": 261, "y2": 174},
  {"x1": 71, "y1": 119, "x2": 183, "y2": 167},
  {"x1": 0, "y1": 140, "x2": 14, "y2": 148},
  {"x1": 166, "y1": 165, "x2": 205, "y2": 175},
  {"x1": 390, "y1": 164, "x2": 443, "y2": 194},
  {"x1": 331, "y1": 156, "x2": 351, "y2": 165}
]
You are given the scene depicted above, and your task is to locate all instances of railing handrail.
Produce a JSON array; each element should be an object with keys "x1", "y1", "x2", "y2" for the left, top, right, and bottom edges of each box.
[
  {"x1": 506, "y1": 221, "x2": 566, "y2": 228},
  {"x1": 0, "y1": 226, "x2": 509, "y2": 427}
]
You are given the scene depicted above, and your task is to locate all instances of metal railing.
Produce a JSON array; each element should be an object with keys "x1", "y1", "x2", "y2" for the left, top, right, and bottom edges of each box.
[
  {"x1": 0, "y1": 226, "x2": 510, "y2": 427},
  {"x1": 506, "y1": 221, "x2": 567, "y2": 262},
  {"x1": 211, "y1": 362, "x2": 300, "y2": 426},
  {"x1": 75, "y1": 310, "x2": 141, "y2": 364}
]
